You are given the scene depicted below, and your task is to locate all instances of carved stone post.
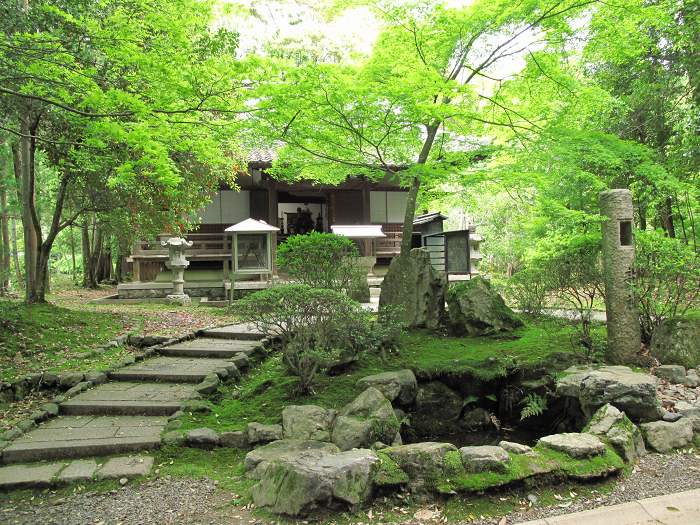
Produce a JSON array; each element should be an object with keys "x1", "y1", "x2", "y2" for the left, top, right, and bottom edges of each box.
[
  {"x1": 161, "y1": 237, "x2": 193, "y2": 305},
  {"x1": 599, "y1": 189, "x2": 641, "y2": 364}
]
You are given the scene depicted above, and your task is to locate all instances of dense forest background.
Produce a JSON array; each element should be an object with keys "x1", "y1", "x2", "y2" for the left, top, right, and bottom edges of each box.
[{"x1": 0, "y1": 0, "x2": 697, "y2": 311}]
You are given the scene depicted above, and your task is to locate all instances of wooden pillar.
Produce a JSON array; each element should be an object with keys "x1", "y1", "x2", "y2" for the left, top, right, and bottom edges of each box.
[
  {"x1": 267, "y1": 182, "x2": 278, "y2": 226},
  {"x1": 133, "y1": 260, "x2": 141, "y2": 282},
  {"x1": 329, "y1": 192, "x2": 336, "y2": 225},
  {"x1": 361, "y1": 184, "x2": 371, "y2": 255}
]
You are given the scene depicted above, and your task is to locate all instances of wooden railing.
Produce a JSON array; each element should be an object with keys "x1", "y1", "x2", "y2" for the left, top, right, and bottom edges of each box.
[{"x1": 133, "y1": 233, "x2": 232, "y2": 259}]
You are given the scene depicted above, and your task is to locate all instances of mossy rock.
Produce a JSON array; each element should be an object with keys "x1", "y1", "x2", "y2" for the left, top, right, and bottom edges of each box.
[
  {"x1": 446, "y1": 277, "x2": 523, "y2": 336},
  {"x1": 650, "y1": 316, "x2": 700, "y2": 369},
  {"x1": 373, "y1": 452, "x2": 409, "y2": 487}
]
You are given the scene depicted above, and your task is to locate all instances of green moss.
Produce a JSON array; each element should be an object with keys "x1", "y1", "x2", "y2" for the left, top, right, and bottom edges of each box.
[
  {"x1": 0, "y1": 300, "x2": 132, "y2": 382},
  {"x1": 534, "y1": 445, "x2": 624, "y2": 479},
  {"x1": 373, "y1": 452, "x2": 409, "y2": 487},
  {"x1": 180, "y1": 318, "x2": 591, "y2": 434}
]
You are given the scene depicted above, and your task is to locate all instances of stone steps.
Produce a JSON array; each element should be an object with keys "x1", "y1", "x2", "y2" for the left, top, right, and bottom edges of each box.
[
  {"x1": 1, "y1": 416, "x2": 165, "y2": 464},
  {"x1": 59, "y1": 382, "x2": 196, "y2": 417},
  {"x1": 158, "y1": 338, "x2": 261, "y2": 358},
  {"x1": 0, "y1": 455, "x2": 154, "y2": 489},
  {"x1": 199, "y1": 323, "x2": 264, "y2": 341},
  {"x1": 0, "y1": 323, "x2": 265, "y2": 482},
  {"x1": 108, "y1": 356, "x2": 233, "y2": 383}
]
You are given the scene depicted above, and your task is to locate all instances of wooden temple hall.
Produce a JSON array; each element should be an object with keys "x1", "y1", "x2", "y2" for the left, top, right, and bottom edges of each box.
[{"x1": 118, "y1": 161, "x2": 483, "y2": 301}]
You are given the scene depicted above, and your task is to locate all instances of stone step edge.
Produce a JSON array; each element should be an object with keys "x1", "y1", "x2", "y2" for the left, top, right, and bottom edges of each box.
[
  {"x1": 0, "y1": 455, "x2": 154, "y2": 491},
  {"x1": 1, "y1": 436, "x2": 161, "y2": 465}
]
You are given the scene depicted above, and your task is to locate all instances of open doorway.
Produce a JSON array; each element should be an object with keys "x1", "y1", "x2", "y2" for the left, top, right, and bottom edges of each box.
[{"x1": 277, "y1": 191, "x2": 328, "y2": 235}]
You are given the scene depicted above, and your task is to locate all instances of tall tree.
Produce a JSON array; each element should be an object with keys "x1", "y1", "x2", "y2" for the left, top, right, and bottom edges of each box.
[
  {"x1": 0, "y1": 0, "x2": 246, "y2": 302},
  {"x1": 255, "y1": 0, "x2": 598, "y2": 255}
]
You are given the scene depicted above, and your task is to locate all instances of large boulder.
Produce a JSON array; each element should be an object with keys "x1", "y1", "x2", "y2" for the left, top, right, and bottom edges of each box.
[
  {"x1": 331, "y1": 388, "x2": 399, "y2": 451},
  {"x1": 655, "y1": 365, "x2": 687, "y2": 384},
  {"x1": 282, "y1": 405, "x2": 336, "y2": 441},
  {"x1": 248, "y1": 444, "x2": 379, "y2": 516},
  {"x1": 650, "y1": 316, "x2": 700, "y2": 369},
  {"x1": 379, "y1": 249, "x2": 446, "y2": 330},
  {"x1": 556, "y1": 365, "x2": 663, "y2": 423},
  {"x1": 356, "y1": 370, "x2": 417, "y2": 405},
  {"x1": 446, "y1": 277, "x2": 523, "y2": 336},
  {"x1": 640, "y1": 419, "x2": 694, "y2": 453},
  {"x1": 584, "y1": 404, "x2": 646, "y2": 463},
  {"x1": 383, "y1": 442, "x2": 457, "y2": 492},
  {"x1": 412, "y1": 381, "x2": 463, "y2": 435},
  {"x1": 245, "y1": 440, "x2": 340, "y2": 473}
]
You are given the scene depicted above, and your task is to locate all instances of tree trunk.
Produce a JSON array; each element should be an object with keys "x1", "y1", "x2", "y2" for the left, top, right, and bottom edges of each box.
[
  {"x1": 661, "y1": 197, "x2": 676, "y2": 238},
  {"x1": 19, "y1": 112, "x2": 43, "y2": 302},
  {"x1": 0, "y1": 181, "x2": 10, "y2": 294},
  {"x1": 81, "y1": 219, "x2": 96, "y2": 288},
  {"x1": 10, "y1": 217, "x2": 21, "y2": 286},
  {"x1": 399, "y1": 124, "x2": 440, "y2": 256}
]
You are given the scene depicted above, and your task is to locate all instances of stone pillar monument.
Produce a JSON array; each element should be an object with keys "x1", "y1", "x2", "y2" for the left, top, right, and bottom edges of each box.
[
  {"x1": 161, "y1": 237, "x2": 194, "y2": 305},
  {"x1": 599, "y1": 189, "x2": 641, "y2": 364}
]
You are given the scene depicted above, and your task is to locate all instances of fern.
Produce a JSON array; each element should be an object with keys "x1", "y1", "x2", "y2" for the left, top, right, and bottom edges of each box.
[{"x1": 520, "y1": 393, "x2": 547, "y2": 421}]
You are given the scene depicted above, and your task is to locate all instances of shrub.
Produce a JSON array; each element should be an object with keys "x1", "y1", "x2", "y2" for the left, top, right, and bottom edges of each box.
[
  {"x1": 234, "y1": 284, "x2": 374, "y2": 393},
  {"x1": 277, "y1": 232, "x2": 365, "y2": 293},
  {"x1": 504, "y1": 268, "x2": 548, "y2": 315},
  {"x1": 633, "y1": 230, "x2": 700, "y2": 344},
  {"x1": 526, "y1": 234, "x2": 605, "y2": 356}
]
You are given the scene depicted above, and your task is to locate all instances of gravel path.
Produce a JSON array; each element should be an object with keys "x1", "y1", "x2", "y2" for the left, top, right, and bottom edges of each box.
[
  {"x1": 2, "y1": 451, "x2": 699, "y2": 525},
  {"x1": 0, "y1": 478, "x2": 244, "y2": 525},
  {"x1": 470, "y1": 449, "x2": 700, "y2": 524}
]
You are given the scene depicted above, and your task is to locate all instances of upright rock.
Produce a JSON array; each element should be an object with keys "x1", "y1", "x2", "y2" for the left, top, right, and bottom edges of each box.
[
  {"x1": 331, "y1": 388, "x2": 399, "y2": 451},
  {"x1": 650, "y1": 316, "x2": 700, "y2": 369},
  {"x1": 282, "y1": 405, "x2": 335, "y2": 441},
  {"x1": 379, "y1": 249, "x2": 446, "y2": 329},
  {"x1": 356, "y1": 370, "x2": 417, "y2": 405},
  {"x1": 446, "y1": 277, "x2": 523, "y2": 336},
  {"x1": 584, "y1": 404, "x2": 646, "y2": 463}
]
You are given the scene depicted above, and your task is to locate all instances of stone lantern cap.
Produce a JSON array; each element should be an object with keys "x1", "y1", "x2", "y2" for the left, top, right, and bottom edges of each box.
[
  {"x1": 225, "y1": 218, "x2": 279, "y2": 233},
  {"x1": 160, "y1": 237, "x2": 194, "y2": 248}
]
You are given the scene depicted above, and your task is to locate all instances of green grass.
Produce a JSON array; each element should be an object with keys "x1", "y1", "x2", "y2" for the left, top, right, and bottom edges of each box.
[
  {"x1": 0, "y1": 300, "x2": 139, "y2": 382},
  {"x1": 180, "y1": 317, "x2": 595, "y2": 433}
]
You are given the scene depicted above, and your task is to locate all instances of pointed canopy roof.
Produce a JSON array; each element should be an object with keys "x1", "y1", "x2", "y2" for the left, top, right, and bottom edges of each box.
[{"x1": 225, "y1": 218, "x2": 279, "y2": 233}]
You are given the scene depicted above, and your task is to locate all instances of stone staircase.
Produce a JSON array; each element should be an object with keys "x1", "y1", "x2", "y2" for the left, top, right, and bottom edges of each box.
[{"x1": 0, "y1": 323, "x2": 264, "y2": 489}]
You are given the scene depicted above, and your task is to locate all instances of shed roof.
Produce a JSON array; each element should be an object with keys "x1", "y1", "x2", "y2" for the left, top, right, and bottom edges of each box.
[
  {"x1": 413, "y1": 212, "x2": 448, "y2": 226},
  {"x1": 225, "y1": 218, "x2": 280, "y2": 233},
  {"x1": 331, "y1": 224, "x2": 386, "y2": 239}
]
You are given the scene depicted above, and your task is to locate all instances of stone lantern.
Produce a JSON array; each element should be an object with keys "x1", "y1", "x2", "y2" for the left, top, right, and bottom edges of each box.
[
  {"x1": 161, "y1": 236, "x2": 194, "y2": 305},
  {"x1": 599, "y1": 189, "x2": 641, "y2": 364}
]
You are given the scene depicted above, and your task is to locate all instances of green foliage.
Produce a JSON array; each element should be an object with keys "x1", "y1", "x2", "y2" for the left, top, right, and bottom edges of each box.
[
  {"x1": 234, "y1": 284, "x2": 373, "y2": 393},
  {"x1": 519, "y1": 393, "x2": 547, "y2": 421},
  {"x1": 276, "y1": 232, "x2": 363, "y2": 293},
  {"x1": 633, "y1": 230, "x2": 700, "y2": 343}
]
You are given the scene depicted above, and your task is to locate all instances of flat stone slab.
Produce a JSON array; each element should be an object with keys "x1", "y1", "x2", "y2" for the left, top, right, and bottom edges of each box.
[
  {"x1": 1, "y1": 416, "x2": 166, "y2": 464},
  {"x1": 96, "y1": 455, "x2": 153, "y2": 479},
  {"x1": 57, "y1": 459, "x2": 97, "y2": 483},
  {"x1": 108, "y1": 356, "x2": 232, "y2": 383},
  {"x1": 0, "y1": 462, "x2": 65, "y2": 489},
  {"x1": 60, "y1": 382, "x2": 196, "y2": 416},
  {"x1": 159, "y1": 338, "x2": 261, "y2": 358},
  {"x1": 199, "y1": 324, "x2": 264, "y2": 341}
]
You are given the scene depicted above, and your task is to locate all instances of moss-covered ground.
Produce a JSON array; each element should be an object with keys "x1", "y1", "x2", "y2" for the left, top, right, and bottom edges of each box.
[{"x1": 180, "y1": 317, "x2": 602, "y2": 433}]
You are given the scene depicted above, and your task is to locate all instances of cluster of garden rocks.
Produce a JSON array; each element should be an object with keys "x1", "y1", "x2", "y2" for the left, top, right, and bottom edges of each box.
[
  {"x1": 556, "y1": 364, "x2": 700, "y2": 454},
  {"x1": 239, "y1": 395, "x2": 642, "y2": 517}
]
